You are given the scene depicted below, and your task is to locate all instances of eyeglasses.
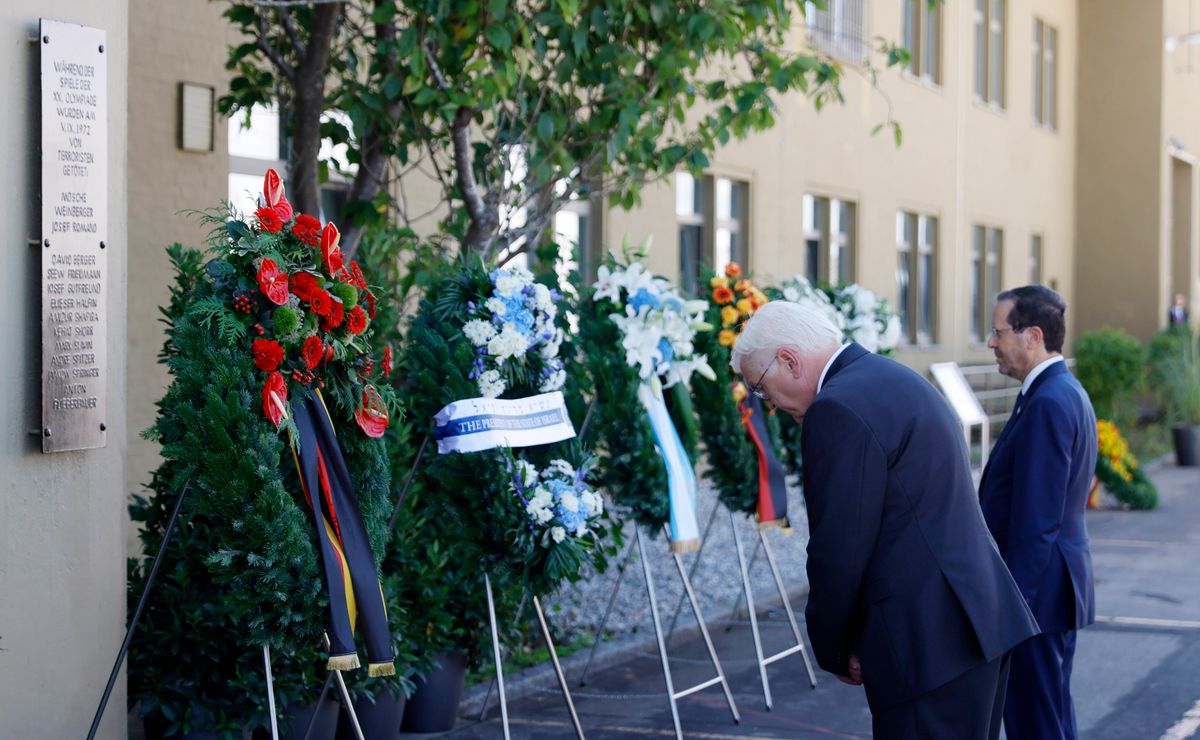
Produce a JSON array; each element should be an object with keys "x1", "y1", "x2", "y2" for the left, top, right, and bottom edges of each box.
[
  {"x1": 749, "y1": 354, "x2": 778, "y2": 401},
  {"x1": 989, "y1": 326, "x2": 1022, "y2": 339}
]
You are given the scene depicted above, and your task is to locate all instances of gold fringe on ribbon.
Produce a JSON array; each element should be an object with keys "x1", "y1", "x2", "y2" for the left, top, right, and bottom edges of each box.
[
  {"x1": 368, "y1": 662, "x2": 397, "y2": 678},
  {"x1": 756, "y1": 517, "x2": 790, "y2": 532},
  {"x1": 327, "y1": 654, "x2": 361, "y2": 672},
  {"x1": 668, "y1": 537, "x2": 701, "y2": 554}
]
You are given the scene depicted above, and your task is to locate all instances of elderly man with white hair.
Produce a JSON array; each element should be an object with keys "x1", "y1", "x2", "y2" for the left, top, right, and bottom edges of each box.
[{"x1": 731, "y1": 300, "x2": 1038, "y2": 740}]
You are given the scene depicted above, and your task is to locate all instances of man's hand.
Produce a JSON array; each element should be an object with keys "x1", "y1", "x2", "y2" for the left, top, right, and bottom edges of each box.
[{"x1": 836, "y1": 654, "x2": 864, "y2": 686}]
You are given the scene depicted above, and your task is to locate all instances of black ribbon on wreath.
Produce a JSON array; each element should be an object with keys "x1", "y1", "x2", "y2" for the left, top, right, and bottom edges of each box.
[
  {"x1": 738, "y1": 393, "x2": 790, "y2": 530},
  {"x1": 291, "y1": 388, "x2": 395, "y2": 676}
]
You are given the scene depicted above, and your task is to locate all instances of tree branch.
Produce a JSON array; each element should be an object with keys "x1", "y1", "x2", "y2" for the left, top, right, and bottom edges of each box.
[
  {"x1": 279, "y1": 8, "x2": 306, "y2": 59},
  {"x1": 255, "y1": 10, "x2": 296, "y2": 81}
]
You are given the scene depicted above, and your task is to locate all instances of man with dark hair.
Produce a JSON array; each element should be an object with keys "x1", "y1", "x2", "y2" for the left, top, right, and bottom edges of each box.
[{"x1": 979, "y1": 285, "x2": 1098, "y2": 740}]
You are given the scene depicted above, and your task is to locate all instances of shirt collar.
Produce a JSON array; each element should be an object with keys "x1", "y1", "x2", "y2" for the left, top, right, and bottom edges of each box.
[
  {"x1": 817, "y1": 343, "x2": 852, "y2": 395},
  {"x1": 1020, "y1": 355, "x2": 1064, "y2": 396}
]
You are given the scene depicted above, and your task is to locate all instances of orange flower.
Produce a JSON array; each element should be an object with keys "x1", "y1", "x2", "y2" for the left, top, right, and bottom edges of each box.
[
  {"x1": 735, "y1": 279, "x2": 752, "y2": 293},
  {"x1": 718, "y1": 329, "x2": 737, "y2": 347},
  {"x1": 724, "y1": 262, "x2": 742, "y2": 278},
  {"x1": 712, "y1": 286, "x2": 735, "y2": 305}
]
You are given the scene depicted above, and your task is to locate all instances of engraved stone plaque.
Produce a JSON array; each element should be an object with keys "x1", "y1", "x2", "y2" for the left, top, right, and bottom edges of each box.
[{"x1": 40, "y1": 19, "x2": 107, "y2": 453}]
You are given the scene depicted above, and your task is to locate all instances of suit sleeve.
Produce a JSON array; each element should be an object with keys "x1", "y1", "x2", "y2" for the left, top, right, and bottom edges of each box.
[
  {"x1": 801, "y1": 399, "x2": 888, "y2": 676},
  {"x1": 1006, "y1": 395, "x2": 1072, "y2": 604}
]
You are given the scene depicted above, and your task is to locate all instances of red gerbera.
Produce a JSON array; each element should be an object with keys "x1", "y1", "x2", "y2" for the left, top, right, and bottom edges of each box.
[
  {"x1": 255, "y1": 207, "x2": 284, "y2": 234},
  {"x1": 308, "y1": 289, "x2": 333, "y2": 317},
  {"x1": 291, "y1": 272, "x2": 320, "y2": 302},
  {"x1": 291, "y1": 214, "x2": 321, "y2": 246},
  {"x1": 257, "y1": 258, "x2": 289, "y2": 305},
  {"x1": 320, "y1": 222, "x2": 344, "y2": 276},
  {"x1": 320, "y1": 300, "x2": 345, "y2": 332},
  {"x1": 262, "y1": 371, "x2": 288, "y2": 427},
  {"x1": 302, "y1": 335, "x2": 324, "y2": 369},
  {"x1": 382, "y1": 345, "x2": 393, "y2": 377},
  {"x1": 355, "y1": 385, "x2": 389, "y2": 438},
  {"x1": 347, "y1": 260, "x2": 368, "y2": 290},
  {"x1": 347, "y1": 305, "x2": 368, "y2": 335},
  {"x1": 252, "y1": 339, "x2": 285, "y2": 372}
]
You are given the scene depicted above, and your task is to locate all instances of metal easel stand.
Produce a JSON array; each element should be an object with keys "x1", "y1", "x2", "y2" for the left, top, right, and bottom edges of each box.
[
  {"x1": 481, "y1": 572, "x2": 586, "y2": 739},
  {"x1": 291, "y1": 633, "x2": 366, "y2": 740},
  {"x1": 728, "y1": 512, "x2": 818, "y2": 710},
  {"x1": 638, "y1": 526, "x2": 740, "y2": 740}
]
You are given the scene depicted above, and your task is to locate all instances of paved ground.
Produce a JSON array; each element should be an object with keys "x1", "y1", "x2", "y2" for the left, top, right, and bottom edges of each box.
[{"x1": 433, "y1": 463, "x2": 1200, "y2": 739}]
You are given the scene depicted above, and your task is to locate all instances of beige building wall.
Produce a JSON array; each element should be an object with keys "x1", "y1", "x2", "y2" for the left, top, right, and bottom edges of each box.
[
  {"x1": 608, "y1": 0, "x2": 1079, "y2": 373},
  {"x1": 0, "y1": 3, "x2": 129, "y2": 739},
  {"x1": 126, "y1": 0, "x2": 233, "y2": 556}
]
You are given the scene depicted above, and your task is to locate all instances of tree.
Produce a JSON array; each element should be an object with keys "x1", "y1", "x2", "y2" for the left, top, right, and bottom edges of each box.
[{"x1": 222, "y1": 0, "x2": 911, "y2": 260}]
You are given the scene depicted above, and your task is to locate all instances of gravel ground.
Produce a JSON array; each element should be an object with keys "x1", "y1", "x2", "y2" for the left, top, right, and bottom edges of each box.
[{"x1": 541, "y1": 473, "x2": 812, "y2": 641}]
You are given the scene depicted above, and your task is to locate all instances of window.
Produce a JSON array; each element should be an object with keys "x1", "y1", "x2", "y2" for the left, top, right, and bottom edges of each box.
[
  {"x1": 1030, "y1": 234, "x2": 1043, "y2": 283},
  {"x1": 554, "y1": 197, "x2": 592, "y2": 289},
  {"x1": 714, "y1": 178, "x2": 748, "y2": 277},
  {"x1": 897, "y1": 212, "x2": 938, "y2": 344},
  {"x1": 902, "y1": 0, "x2": 942, "y2": 84},
  {"x1": 974, "y1": 0, "x2": 1006, "y2": 107},
  {"x1": 803, "y1": 194, "x2": 857, "y2": 284},
  {"x1": 806, "y1": 0, "x2": 869, "y2": 64},
  {"x1": 971, "y1": 225, "x2": 1004, "y2": 342},
  {"x1": 677, "y1": 173, "x2": 707, "y2": 296},
  {"x1": 1032, "y1": 19, "x2": 1058, "y2": 128}
]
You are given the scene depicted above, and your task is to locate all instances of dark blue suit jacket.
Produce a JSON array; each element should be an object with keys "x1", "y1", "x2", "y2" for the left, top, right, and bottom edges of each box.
[
  {"x1": 801, "y1": 344, "x2": 1038, "y2": 711},
  {"x1": 978, "y1": 360, "x2": 1098, "y2": 634}
]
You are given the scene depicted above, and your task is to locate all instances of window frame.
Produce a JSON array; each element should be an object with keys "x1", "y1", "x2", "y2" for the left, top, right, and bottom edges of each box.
[
  {"x1": 1032, "y1": 18, "x2": 1058, "y2": 130},
  {"x1": 897, "y1": 210, "x2": 938, "y2": 346},
  {"x1": 805, "y1": 0, "x2": 870, "y2": 65},
  {"x1": 804, "y1": 193, "x2": 858, "y2": 285},
  {"x1": 902, "y1": 0, "x2": 942, "y2": 85},
  {"x1": 973, "y1": 0, "x2": 1007, "y2": 109}
]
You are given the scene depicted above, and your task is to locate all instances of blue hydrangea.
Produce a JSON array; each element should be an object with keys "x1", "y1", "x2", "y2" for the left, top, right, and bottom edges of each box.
[
  {"x1": 657, "y1": 338, "x2": 675, "y2": 365},
  {"x1": 628, "y1": 287, "x2": 662, "y2": 313}
]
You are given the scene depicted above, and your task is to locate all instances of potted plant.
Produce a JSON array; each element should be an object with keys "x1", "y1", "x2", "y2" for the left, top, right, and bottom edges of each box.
[{"x1": 1153, "y1": 330, "x2": 1200, "y2": 466}]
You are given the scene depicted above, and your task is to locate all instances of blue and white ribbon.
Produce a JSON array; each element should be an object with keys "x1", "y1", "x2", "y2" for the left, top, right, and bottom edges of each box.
[
  {"x1": 637, "y1": 381, "x2": 700, "y2": 553},
  {"x1": 433, "y1": 391, "x2": 576, "y2": 454}
]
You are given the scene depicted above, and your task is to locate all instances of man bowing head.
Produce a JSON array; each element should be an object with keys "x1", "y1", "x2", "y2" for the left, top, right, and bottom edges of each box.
[{"x1": 732, "y1": 301, "x2": 1037, "y2": 740}]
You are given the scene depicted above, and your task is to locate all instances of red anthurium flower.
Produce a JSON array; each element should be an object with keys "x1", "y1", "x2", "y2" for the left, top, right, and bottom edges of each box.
[
  {"x1": 355, "y1": 385, "x2": 389, "y2": 438},
  {"x1": 320, "y1": 300, "x2": 345, "y2": 332},
  {"x1": 255, "y1": 207, "x2": 284, "y2": 234},
  {"x1": 273, "y1": 197, "x2": 293, "y2": 223},
  {"x1": 320, "y1": 222, "x2": 344, "y2": 275},
  {"x1": 291, "y1": 272, "x2": 320, "y2": 302},
  {"x1": 347, "y1": 306, "x2": 368, "y2": 335},
  {"x1": 264, "y1": 168, "x2": 286, "y2": 208},
  {"x1": 257, "y1": 258, "x2": 289, "y2": 305},
  {"x1": 323, "y1": 342, "x2": 335, "y2": 364},
  {"x1": 364, "y1": 290, "x2": 377, "y2": 319},
  {"x1": 302, "y1": 335, "x2": 324, "y2": 369},
  {"x1": 262, "y1": 371, "x2": 288, "y2": 427},
  {"x1": 382, "y1": 345, "x2": 393, "y2": 377},
  {"x1": 291, "y1": 214, "x2": 321, "y2": 246},
  {"x1": 252, "y1": 339, "x2": 285, "y2": 372}
]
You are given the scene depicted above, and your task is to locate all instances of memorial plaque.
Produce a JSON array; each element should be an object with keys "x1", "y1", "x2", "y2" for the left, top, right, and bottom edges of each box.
[{"x1": 40, "y1": 19, "x2": 107, "y2": 453}]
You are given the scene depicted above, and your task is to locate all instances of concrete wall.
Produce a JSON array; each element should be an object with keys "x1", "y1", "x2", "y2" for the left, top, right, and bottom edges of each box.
[
  {"x1": 0, "y1": 3, "x2": 128, "y2": 739},
  {"x1": 125, "y1": 0, "x2": 232, "y2": 557},
  {"x1": 608, "y1": 0, "x2": 1079, "y2": 371},
  {"x1": 1075, "y1": 0, "x2": 1166, "y2": 341}
]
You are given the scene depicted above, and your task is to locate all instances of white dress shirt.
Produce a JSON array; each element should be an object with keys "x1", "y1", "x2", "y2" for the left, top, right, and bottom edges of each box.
[
  {"x1": 817, "y1": 343, "x2": 852, "y2": 395},
  {"x1": 1020, "y1": 355, "x2": 1064, "y2": 396}
]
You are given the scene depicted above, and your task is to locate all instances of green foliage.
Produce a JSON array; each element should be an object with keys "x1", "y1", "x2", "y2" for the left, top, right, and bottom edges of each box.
[
  {"x1": 1151, "y1": 329, "x2": 1200, "y2": 426},
  {"x1": 219, "y1": 1, "x2": 912, "y2": 257},
  {"x1": 1095, "y1": 454, "x2": 1158, "y2": 510},
  {"x1": 129, "y1": 208, "x2": 399, "y2": 732},
  {"x1": 1075, "y1": 328, "x2": 1146, "y2": 421}
]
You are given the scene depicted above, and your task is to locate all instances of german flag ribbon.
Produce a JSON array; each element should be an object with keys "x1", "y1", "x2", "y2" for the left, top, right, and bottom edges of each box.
[
  {"x1": 738, "y1": 393, "x2": 789, "y2": 530},
  {"x1": 291, "y1": 388, "x2": 395, "y2": 676}
]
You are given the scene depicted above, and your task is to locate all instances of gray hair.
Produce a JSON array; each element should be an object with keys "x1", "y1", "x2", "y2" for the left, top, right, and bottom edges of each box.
[{"x1": 730, "y1": 300, "x2": 843, "y2": 374}]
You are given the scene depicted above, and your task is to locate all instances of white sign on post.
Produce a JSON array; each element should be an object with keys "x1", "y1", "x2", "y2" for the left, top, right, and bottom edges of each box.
[{"x1": 929, "y1": 362, "x2": 991, "y2": 470}]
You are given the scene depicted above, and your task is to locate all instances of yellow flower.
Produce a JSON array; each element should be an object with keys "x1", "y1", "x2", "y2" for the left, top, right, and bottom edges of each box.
[
  {"x1": 735, "y1": 279, "x2": 752, "y2": 294},
  {"x1": 720, "y1": 306, "x2": 740, "y2": 327},
  {"x1": 731, "y1": 381, "x2": 748, "y2": 403},
  {"x1": 710, "y1": 276, "x2": 728, "y2": 289},
  {"x1": 718, "y1": 329, "x2": 737, "y2": 347},
  {"x1": 736, "y1": 298, "x2": 754, "y2": 316}
]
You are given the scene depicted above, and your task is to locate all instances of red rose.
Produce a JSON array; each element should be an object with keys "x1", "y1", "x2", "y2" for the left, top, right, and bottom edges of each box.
[
  {"x1": 262, "y1": 371, "x2": 288, "y2": 427},
  {"x1": 382, "y1": 345, "x2": 393, "y2": 377},
  {"x1": 302, "y1": 335, "x2": 324, "y2": 369},
  {"x1": 347, "y1": 306, "x2": 368, "y2": 335},
  {"x1": 252, "y1": 339, "x2": 285, "y2": 372},
  {"x1": 273, "y1": 197, "x2": 293, "y2": 223},
  {"x1": 263, "y1": 168, "x2": 286, "y2": 208},
  {"x1": 320, "y1": 222, "x2": 344, "y2": 276},
  {"x1": 257, "y1": 258, "x2": 289, "y2": 305},
  {"x1": 291, "y1": 272, "x2": 320, "y2": 302},
  {"x1": 291, "y1": 214, "x2": 321, "y2": 246},
  {"x1": 308, "y1": 289, "x2": 333, "y2": 317},
  {"x1": 355, "y1": 385, "x2": 389, "y2": 438},
  {"x1": 255, "y1": 207, "x2": 284, "y2": 234},
  {"x1": 364, "y1": 290, "x2": 377, "y2": 319},
  {"x1": 320, "y1": 300, "x2": 345, "y2": 332}
]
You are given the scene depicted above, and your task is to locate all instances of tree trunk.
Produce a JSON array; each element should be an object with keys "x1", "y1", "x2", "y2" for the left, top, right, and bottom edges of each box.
[{"x1": 287, "y1": 2, "x2": 342, "y2": 219}]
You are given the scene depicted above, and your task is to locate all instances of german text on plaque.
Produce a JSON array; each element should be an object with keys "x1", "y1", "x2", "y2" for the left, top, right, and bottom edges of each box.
[{"x1": 40, "y1": 19, "x2": 107, "y2": 453}]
